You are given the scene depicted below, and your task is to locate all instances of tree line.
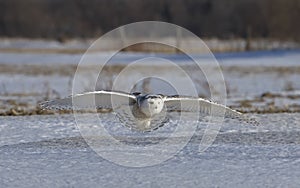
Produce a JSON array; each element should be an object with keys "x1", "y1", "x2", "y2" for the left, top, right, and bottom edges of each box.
[{"x1": 0, "y1": 0, "x2": 299, "y2": 41}]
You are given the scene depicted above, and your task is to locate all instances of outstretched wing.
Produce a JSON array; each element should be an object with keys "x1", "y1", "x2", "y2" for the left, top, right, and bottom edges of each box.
[
  {"x1": 40, "y1": 90, "x2": 136, "y2": 111},
  {"x1": 164, "y1": 96, "x2": 242, "y2": 118}
]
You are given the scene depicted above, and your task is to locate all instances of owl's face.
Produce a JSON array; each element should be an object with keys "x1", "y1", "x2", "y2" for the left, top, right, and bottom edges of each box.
[{"x1": 138, "y1": 95, "x2": 165, "y2": 117}]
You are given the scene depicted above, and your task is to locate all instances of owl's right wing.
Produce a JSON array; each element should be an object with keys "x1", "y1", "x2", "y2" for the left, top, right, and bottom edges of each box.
[{"x1": 40, "y1": 90, "x2": 137, "y2": 111}]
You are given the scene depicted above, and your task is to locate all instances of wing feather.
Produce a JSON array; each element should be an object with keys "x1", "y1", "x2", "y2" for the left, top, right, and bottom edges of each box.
[
  {"x1": 164, "y1": 97, "x2": 242, "y2": 118},
  {"x1": 40, "y1": 90, "x2": 136, "y2": 110}
]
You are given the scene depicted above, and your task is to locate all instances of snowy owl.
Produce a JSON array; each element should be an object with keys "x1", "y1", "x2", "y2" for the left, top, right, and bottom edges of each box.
[{"x1": 40, "y1": 90, "x2": 254, "y2": 132}]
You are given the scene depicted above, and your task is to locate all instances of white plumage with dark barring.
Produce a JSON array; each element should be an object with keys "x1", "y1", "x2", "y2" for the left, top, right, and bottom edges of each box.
[{"x1": 40, "y1": 90, "x2": 257, "y2": 132}]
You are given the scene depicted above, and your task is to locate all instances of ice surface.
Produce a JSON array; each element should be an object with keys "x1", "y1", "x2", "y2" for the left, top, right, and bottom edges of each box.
[{"x1": 0, "y1": 114, "x2": 300, "y2": 187}]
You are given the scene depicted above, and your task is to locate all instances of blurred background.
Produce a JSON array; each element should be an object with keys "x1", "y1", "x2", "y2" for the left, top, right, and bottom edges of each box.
[
  {"x1": 1, "y1": 0, "x2": 300, "y2": 42},
  {"x1": 0, "y1": 0, "x2": 300, "y2": 115},
  {"x1": 0, "y1": 0, "x2": 300, "y2": 51}
]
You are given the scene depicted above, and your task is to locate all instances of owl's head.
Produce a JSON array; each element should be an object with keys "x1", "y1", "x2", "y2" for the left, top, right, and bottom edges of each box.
[{"x1": 138, "y1": 94, "x2": 165, "y2": 117}]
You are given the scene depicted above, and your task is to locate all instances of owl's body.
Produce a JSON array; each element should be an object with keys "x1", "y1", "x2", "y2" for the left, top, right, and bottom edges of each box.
[{"x1": 40, "y1": 90, "x2": 256, "y2": 132}]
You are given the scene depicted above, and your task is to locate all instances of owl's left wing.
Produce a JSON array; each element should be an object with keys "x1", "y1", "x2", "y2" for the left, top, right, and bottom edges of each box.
[{"x1": 164, "y1": 96, "x2": 242, "y2": 118}]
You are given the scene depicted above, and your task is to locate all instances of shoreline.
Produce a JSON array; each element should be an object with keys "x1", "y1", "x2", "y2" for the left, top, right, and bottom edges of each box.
[{"x1": 0, "y1": 37, "x2": 299, "y2": 54}]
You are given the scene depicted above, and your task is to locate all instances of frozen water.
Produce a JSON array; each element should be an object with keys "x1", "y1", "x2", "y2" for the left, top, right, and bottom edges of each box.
[{"x1": 1, "y1": 114, "x2": 300, "y2": 187}]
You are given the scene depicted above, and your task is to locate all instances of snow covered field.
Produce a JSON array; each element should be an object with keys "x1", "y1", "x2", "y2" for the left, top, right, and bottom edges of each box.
[
  {"x1": 1, "y1": 49, "x2": 300, "y2": 114},
  {"x1": 1, "y1": 114, "x2": 300, "y2": 187}
]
